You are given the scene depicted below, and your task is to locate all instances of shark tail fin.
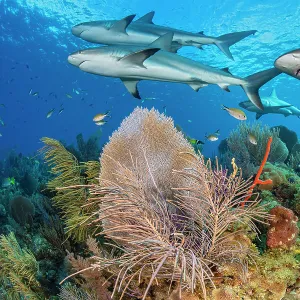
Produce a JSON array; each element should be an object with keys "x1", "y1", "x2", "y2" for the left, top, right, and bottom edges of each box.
[
  {"x1": 241, "y1": 68, "x2": 282, "y2": 110},
  {"x1": 214, "y1": 30, "x2": 257, "y2": 60}
]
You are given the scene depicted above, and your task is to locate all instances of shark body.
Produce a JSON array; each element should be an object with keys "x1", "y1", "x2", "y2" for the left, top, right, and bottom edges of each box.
[
  {"x1": 72, "y1": 12, "x2": 256, "y2": 60},
  {"x1": 239, "y1": 89, "x2": 300, "y2": 119},
  {"x1": 68, "y1": 43, "x2": 281, "y2": 109}
]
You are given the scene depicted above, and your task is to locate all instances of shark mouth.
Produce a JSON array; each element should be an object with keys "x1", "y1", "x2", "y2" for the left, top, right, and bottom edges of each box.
[
  {"x1": 79, "y1": 30, "x2": 88, "y2": 37},
  {"x1": 78, "y1": 60, "x2": 88, "y2": 67},
  {"x1": 295, "y1": 68, "x2": 300, "y2": 77}
]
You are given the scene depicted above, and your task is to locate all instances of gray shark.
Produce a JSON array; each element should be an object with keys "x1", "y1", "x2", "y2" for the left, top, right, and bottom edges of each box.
[
  {"x1": 239, "y1": 89, "x2": 300, "y2": 119},
  {"x1": 72, "y1": 11, "x2": 256, "y2": 60},
  {"x1": 68, "y1": 43, "x2": 280, "y2": 109},
  {"x1": 274, "y1": 49, "x2": 300, "y2": 80}
]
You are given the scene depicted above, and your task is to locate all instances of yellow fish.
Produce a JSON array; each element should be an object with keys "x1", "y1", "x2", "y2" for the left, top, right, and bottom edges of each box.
[
  {"x1": 248, "y1": 133, "x2": 257, "y2": 145},
  {"x1": 222, "y1": 105, "x2": 247, "y2": 120},
  {"x1": 93, "y1": 111, "x2": 110, "y2": 122},
  {"x1": 205, "y1": 129, "x2": 220, "y2": 142}
]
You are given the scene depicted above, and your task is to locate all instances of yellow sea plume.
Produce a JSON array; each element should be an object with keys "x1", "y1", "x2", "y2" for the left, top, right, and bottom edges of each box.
[{"x1": 40, "y1": 137, "x2": 100, "y2": 242}]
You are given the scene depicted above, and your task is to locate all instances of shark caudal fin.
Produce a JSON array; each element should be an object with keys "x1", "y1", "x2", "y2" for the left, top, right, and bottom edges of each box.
[
  {"x1": 241, "y1": 68, "x2": 282, "y2": 110},
  {"x1": 214, "y1": 30, "x2": 257, "y2": 60}
]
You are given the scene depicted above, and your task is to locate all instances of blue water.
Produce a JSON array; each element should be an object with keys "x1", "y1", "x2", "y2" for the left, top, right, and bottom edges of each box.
[{"x1": 1, "y1": 0, "x2": 300, "y2": 159}]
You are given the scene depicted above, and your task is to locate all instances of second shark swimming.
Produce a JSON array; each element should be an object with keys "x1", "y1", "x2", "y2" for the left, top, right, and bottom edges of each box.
[
  {"x1": 239, "y1": 89, "x2": 300, "y2": 119},
  {"x1": 72, "y1": 11, "x2": 256, "y2": 60}
]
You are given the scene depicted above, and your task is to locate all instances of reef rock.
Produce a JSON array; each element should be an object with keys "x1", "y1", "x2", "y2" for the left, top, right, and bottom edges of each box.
[{"x1": 267, "y1": 206, "x2": 299, "y2": 249}]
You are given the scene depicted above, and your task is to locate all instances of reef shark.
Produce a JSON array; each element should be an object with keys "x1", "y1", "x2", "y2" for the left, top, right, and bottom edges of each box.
[
  {"x1": 71, "y1": 11, "x2": 257, "y2": 60},
  {"x1": 68, "y1": 41, "x2": 281, "y2": 110},
  {"x1": 274, "y1": 49, "x2": 300, "y2": 80},
  {"x1": 239, "y1": 89, "x2": 300, "y2": 119}
]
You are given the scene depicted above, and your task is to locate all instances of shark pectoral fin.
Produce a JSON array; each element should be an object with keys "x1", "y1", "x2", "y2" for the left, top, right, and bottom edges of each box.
[
  {"x1": 218, "y1": 83, "x2": 230, "y2": 92},
  {"x1": 170, "y1": 42, "x2": 183, "y2": 53},
  {"x1": 221, "y1": 67, "x2": 232, "y2": 75},
  {"x1": 149, "y1": 33, "x2": 174, "y2": 52},
  {"x1": 119, "y1": 48, "x2": 160, "y2": 68},
  {"x1": 188, "y1": 83, "x2": 208, "y2": 92},
  {"x1": 135, "y1": 11, "x2": 155, "y2": 24},
  {"x1": 256, "y1": 113, "x2": 263, "y2": 120},
  {"x1": 121, "y1": 79, "x2": 141, "y2": 99},
  {"x1": 109, "y1": 14, "x2": 136, "y2": 34}
]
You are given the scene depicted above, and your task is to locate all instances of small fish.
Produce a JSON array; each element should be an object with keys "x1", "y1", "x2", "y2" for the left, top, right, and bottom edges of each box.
[
  {"x1": 0, "y1": 104, "x2": 5, "y2": 108},
  {"x1": 188, "y1": 120, "x2": 192, "y2": 123},
  {"x1": 46, "y1": 109, "x2": 55, "y2": 118},
  {"x1": 188, "y1": 138, "x2": 204, "y2": 146},
  {"x1": 248, "y1": 133, "x2": 257, "y2": 145},
  {"x1": 2, "y1": 177, "x2": 15, "y2": 188},
  {"x1": 163, "y1": 106, "x2": 167, "y2": 114},
  {"x1": 221, "y1": 105, "x2": 247, "y2": 120},
  {"x1": 66, "y1": 93, "x2": 72, "y2": 98},
  {"x1": 205, "y1": 130, "x2": 220, "y2": 142},
  {"x1": 93, "y1": 111, "x2": 110, "y2": 122},
  {"x1": 94, "y1": 120, "x2": 107, "y2": 126},
  {"x1": 0, "y1": 133, "x2": 2, "y2": 137},
  {"x1": 0, "y1": 119, "x2": 4, "y2": 126},
  {"x1": 58, "y1": 108, "x2": 64, "y2": 114},
  {"x1": 143, "y1": 97, "x2": 157, "y2": 100},
  {"x1": 29, "y1": 89, "x2": 32, "y2": 95},
  {"x1": 32, "y1": 92, "x2": 39, "y2": 96},
  {"x1": 73, "y1": 88, "x2": 80, "y2": 95}
]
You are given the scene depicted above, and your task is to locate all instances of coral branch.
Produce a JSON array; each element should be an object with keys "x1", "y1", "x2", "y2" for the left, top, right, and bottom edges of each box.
[{"x1": 241, "y1": 137, "x2": 273, "y2": 207}]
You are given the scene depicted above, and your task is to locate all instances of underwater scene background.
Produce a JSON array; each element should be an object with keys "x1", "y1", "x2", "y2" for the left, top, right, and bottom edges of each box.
[{"x1": 0, "y1": 0, "x2": 300, "y2": 299}]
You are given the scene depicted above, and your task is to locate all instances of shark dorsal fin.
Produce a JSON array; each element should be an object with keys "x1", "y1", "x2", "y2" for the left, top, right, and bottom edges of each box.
[
  {"x1": 221, "y1": 67, "x2": 232, "y2": 75},
  {"x1": 119, "y1": 48, "x2": 160, "y2": 68},
  {"x1": 121, "y1": 79, "x2": 141, "y2": 99},
  {"x1": 135, "y1": 11, "x2": 155, "y2": 24},
  {"x1": 270, "y1": 88, "x2": 278, "y2": 99},
  {"x1": 149, "y1": 33, "x2": 173, "y2": 52},
  {"x1": 109, "y1": 14, "x2": 136, "y2": 34}
]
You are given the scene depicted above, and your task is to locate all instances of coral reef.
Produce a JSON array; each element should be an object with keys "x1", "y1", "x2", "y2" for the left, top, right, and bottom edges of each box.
[
  {"x1": 66, "y1": 132, "x2": 101, "y2": 162},
  {"x1": 0, "y1": 232, "x2": 43, "y2": 299},
  {"x1": 10, "y1": 195, "x2": 35, "y2": 226},
  {"x1": 0, "y1": 109, "x2": 299, "y2": 299},
  {"x1": 61, "y1": 108, "x2": 268, "y2": 299},
  {"x1": 267, "y1": 206, "x2": 298, "y2": 249},
  {"x1": 220, "y1": 122, "x2": 289, "y2": 178}
]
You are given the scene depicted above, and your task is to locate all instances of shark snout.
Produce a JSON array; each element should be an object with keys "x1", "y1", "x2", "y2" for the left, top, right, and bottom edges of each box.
[
  {"x1": 71, "y1": 25, "x2": 87, "y2": 37},
  {"x1": 68, "y1": 54, "x2": 85, "y2": 67}
]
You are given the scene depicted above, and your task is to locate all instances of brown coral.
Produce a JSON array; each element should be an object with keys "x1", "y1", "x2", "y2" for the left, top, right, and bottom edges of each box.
[
  {"x1": 267, "y1": 206, "x2": 299, "y2": 249},
  {"x1": 99, "y1": 107, "x2": 195, "y2": 200}
]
